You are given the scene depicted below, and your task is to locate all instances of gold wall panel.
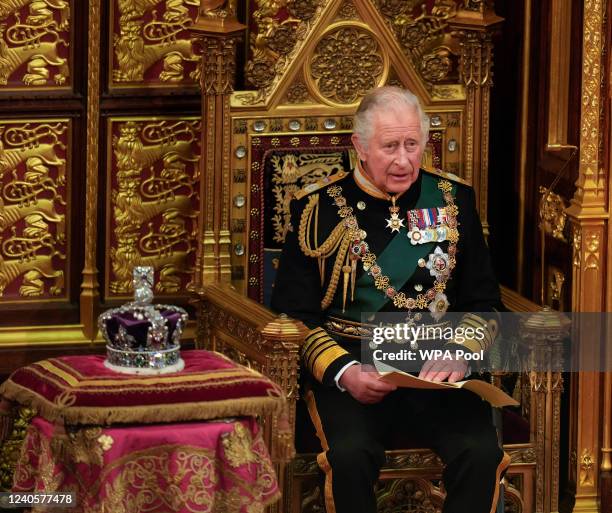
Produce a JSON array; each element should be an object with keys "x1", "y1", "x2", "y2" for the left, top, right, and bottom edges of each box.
[
  {"x1": 105, "y1": 116, "x2": 201, "y2": 299},
  {"x1": 0, "y1": 0, "x2": 72, "y2": 91},
  {"x1": 0, "y1": 119, "x2": 70, "y2": 301},
  {"x1": 110, "y1": 0, "x2": 201, "y2": 88}
]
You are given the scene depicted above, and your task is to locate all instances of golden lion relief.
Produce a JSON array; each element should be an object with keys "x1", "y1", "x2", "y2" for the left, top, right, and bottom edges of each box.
[
  {"x1": 0, "y1": 1, "x2": 70, "y2": 87},
  {"x1": 109, "y1": 119, "x2": 200, "y2": 295},
  {"x1": 0, "y1": 121, "x2": 67, "y2": 298},
  {"x1": 114, "y1": 0, "x2": 200, "y2": 84}
]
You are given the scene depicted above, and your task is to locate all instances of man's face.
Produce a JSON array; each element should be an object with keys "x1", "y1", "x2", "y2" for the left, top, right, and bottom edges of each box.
[{"x1": 352, "y1": 105, "x2": 425, "y2": 194}]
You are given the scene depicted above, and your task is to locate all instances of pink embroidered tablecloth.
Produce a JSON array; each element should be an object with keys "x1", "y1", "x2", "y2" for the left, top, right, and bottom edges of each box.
[{"x1": 13, "y1": 416, "x2": 279, "y2": 513}]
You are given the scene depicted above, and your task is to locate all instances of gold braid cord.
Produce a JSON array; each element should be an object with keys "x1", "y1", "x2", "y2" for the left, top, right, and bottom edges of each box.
[{"x1": 298, "y1": 194, "x2": 352, "y2": 309}]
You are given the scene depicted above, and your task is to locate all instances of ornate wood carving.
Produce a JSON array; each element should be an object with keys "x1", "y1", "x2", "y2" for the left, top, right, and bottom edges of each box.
[
  {"x1": 290, "y1": 448, "x2": 534, "y2": 513},
  {"x1": 106, "y1": 117, "x2": 201, "y2": 299},
  {"x1": 191, "y1": 282, "x2": 305, "y2": 513},
  {"x1": 0, "y1": 120, "x2": 70, "y2": 301},
  {"x1": 80, "y1": 0, "x2": 101, "y2": 339},
  {"x1": 241, "y1": 0, "x2": 324, "y2": 105},
  {"x1": 521, "y1": 310, "x2": 568, "y2": 513},
  {"x1": 191, "y1": 5, "x2": 245, "y2": 285},
  {"x1": 0, "y1": 0, "x2": 71, "y2": 91},
  {"x1": 539, "y1": 189, "x2": 568, "y2": 242},
  {"x1": 376, "y1": 477, "x2": 445, "y2": 512},
  {"x1": 110, "y1": 0, "x2": 201, "y2": 89},
  {"x1": 449, "y1": 6, "x2": 501, "y2": 234},
  {"x1": 375, "y1": 0, "x2": 460, "y2": 95},
  {"x1": 307, "y1": 23, "x2": 387, "y2": 106}
]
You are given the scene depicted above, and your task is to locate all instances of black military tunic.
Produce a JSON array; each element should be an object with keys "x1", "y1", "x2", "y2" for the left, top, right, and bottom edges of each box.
[{"x1": 271, "y1": 167, "x2": 508, "y2": 513}]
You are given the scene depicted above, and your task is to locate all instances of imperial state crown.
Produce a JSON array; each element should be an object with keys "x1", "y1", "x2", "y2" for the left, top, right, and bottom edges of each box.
[{"x1": 98, "y1": 267, "x2": 187, "y2": 374}]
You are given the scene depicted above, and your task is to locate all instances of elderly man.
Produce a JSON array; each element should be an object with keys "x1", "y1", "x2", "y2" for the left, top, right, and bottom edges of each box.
[{"x1": 272, "y1": 86, "x2": 509, "y2": 513}]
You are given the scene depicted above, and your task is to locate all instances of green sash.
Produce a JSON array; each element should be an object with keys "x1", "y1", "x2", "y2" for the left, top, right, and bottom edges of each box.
[{"x1": 335, "y1": 174, "x2": 455, "y2": 321}]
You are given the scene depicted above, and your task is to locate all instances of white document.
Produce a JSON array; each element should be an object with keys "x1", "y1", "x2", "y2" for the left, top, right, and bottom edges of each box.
[{"x1": 374, "y1": 361, "x2": 518, "y2": 407}]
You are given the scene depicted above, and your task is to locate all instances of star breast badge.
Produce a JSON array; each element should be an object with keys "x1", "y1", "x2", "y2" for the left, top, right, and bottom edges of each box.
[{"x1": 386, "y1": 213, "x2": 405, "y2": 233}]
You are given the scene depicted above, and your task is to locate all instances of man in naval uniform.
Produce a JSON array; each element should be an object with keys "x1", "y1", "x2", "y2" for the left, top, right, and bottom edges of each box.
[{"x1": 271, "y1": 86, "x2": 509, "y2": 513}]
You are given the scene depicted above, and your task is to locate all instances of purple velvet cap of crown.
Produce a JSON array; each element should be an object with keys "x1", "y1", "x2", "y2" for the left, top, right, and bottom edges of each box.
[{"x1": 103, "y1": 307, "x2": 183, "y2": 350}]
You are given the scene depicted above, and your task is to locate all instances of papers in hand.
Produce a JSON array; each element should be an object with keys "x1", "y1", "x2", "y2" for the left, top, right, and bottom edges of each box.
[{"x1": 374, "y1": 362, "x2": 518, "y2": 407}]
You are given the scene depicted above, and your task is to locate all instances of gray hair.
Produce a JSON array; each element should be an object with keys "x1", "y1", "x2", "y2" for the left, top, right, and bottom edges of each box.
[{"x1": 353, "y1": 86, "x2": 430, "y2": 148}]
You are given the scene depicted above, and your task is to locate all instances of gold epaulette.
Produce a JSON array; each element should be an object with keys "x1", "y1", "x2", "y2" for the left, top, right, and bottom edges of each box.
[
  {"x1": 293, "y1": 170, "x2": 349, "y2": 200},
  {"x1": 422, "y1": 166, "x2": 470, "y2": 186}
]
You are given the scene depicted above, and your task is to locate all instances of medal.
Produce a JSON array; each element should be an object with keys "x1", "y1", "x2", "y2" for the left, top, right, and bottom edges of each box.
[
  {"x1": 426, "y1": 246, "x2": 450, "y2": 280},
  {"x1": 408, "y1": 226, "x2": 423, "y2": 245},
  {"x1": 407, "y1": 207, "x2": 450, "y2": 245},
  {"x1": 436, "y1": 225, "x2": 448, "y2": 241},
  {"x1": 386, "y1": 213, "x2": 405, "y2": 233},
  {"x1": 385, "y1": 195, "x2": 405, "y2": 233},
  {"x1": 428, "y1": 292, "x2": 449, "y2": 321}
]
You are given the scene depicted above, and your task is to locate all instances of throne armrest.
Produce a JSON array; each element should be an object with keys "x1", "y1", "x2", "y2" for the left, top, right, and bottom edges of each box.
[{"x1": 190, "y1": 283, "x2": 308, "y2": 463}]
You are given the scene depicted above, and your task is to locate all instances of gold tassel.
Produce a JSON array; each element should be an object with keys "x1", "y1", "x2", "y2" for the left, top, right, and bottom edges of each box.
[
  {"x1": 320, "y1": 231, "x2": 352, "y2": 310},
  {"x1": 351, "y1": 258, "x2": 357, "y2": 302},
  {"x1": 319, "y1": 258, "x2": 325, "y2": 287},
  {"x1": 274, "y1": 401, "x2": 295, "y2": 463},
  {"x1": 342, "y1": 252, "x2": 351, "y2": 313},
  {"x1": 50, "y1": 421, "x2": 69, "y2": 463}
]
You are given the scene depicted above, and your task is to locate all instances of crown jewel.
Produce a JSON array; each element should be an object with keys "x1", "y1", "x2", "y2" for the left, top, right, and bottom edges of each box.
[{"x1": 99, "y1": 267, "x2": 187, "y2": 374}]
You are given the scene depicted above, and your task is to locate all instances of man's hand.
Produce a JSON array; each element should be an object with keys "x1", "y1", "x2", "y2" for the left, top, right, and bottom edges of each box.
[
  {"x1": 418, "y1": 354, "x2": 468, "y2": 383},
  {"x1": 339, "y1": 364, "x2": 397, "y2": 404}
]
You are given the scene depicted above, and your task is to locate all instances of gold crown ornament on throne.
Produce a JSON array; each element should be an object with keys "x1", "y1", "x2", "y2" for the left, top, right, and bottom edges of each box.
[{"x1": 98, "y1": 267, "x2": 188, "y2": 375}]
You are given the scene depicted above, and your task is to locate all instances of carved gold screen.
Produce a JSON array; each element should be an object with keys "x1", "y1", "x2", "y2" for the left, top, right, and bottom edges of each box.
[
  {"x1": 0, "y1": 0, "x2": 202, "y2": 350},
  {"x1": 0, "y1": 0, "x2": 77, "y2": 336}
]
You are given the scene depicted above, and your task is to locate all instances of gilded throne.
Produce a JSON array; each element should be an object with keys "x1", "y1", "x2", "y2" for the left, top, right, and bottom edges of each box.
[{"x1": 189, "y1": 1, "x2": 558, "y2": 512}]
